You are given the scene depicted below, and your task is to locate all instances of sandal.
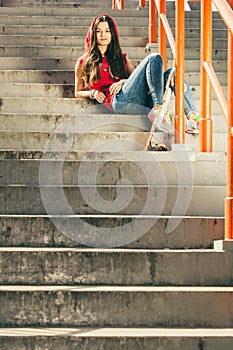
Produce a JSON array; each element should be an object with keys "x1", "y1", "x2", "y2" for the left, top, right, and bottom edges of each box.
[
  {"x1": 185, "y1": 113, "x2": 201, "y2": 134},
  {"x1": 148, "y1": 142, "x2": 168, "y2": 151}
]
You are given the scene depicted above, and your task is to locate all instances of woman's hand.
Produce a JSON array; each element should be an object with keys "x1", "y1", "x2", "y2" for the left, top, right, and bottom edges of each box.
[
  {"x1": 94, "y1": 90, "x2": 106, "y2": 103},
  {"x1": 109, "y1": 80, "x2": 125, "y2": 96}
]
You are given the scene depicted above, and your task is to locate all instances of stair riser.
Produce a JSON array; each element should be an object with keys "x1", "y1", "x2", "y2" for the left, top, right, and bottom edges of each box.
[
  {"x1": 0, "y1": 26, "x2": 227, "y2": 39},
  {"x1": 0, "y1": 130, "x2": 226, "y2": 152},
  {"x1": 0, "y1": 35, "x2": 148, "y2": 47},
  {"x1": 0, "y1": 46, "x2": 146, "y2": 59},
  {"x1": 1, "y1": 289, "x2": 233, "y2": 327},
  {"x1": 0, "y1": 114, "x2": 151, "y2": 132},
  {"x1": 0, "y1": 71, "x2": 75, "y2": 84},
  {"x1": 0, "y1": 16, "x2": 148, "y2": 27},
  {"x1": 0, "y1": 97, "x2": 225, "y2": 114},
  {"x1": 8, "y1": 83, "x2": 76, "y2": 98},
  {"x1": 0, "y1": 71, "x2": 227, "y2": 87},
  {"x1": 0, "y1": 25, "x2": 149, "y2": 37},
  {"x1": 0, "y1": 336, "x2": 232, "y2": 350},
  {"x1": 0, "y1": 83, "x2": 75, "y2": 98},
  {"x1": 0, "y1": 7, "x2": 148, "y2": 17},
  {"x1": 0, "y1": 46, "x2": 228, "y2": 61},
  {"x1": 1, "y1": 250, "x2": 232, "y2": 285},
  {"x1": 0, "y1": 36, "x2": 227, "y2": 50},
  {"x1": 167, "y1": 48, "x2": 227, "y2": 60},
  {"x1": 0, "y1": 82, "x2": 227, "y2": 99},
  {"x1": 0, "y1": 57, "x2": 143, "y2": 70},
  {"x1": 0, "y1": 185, "x2": 226, "y2": 215},
  {"x1": 0, "y1": 113, "x2": 227, "y2": 133},
  {"x1": 0, "y1": 216, "x2": 224, "y2": 249},
  {"x1": 0, "y1": 57, "x2": 227, "y2": 72},
  {"x1": 0, "y1": 159, "x2": 227, "y2": 186}
]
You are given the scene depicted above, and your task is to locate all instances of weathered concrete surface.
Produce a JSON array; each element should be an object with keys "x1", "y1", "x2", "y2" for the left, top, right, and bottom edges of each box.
[
  {"x1": 0, "y1": 130, "x2": 173, "y2": 151},
  {"x1": 0, "y1": 157, "x2": 227, "y2": 186},
  {"x1": 0, "y1": 328, "x2": 233, "y2": 350},
  {"x1": 0, "y1": 35, "x2": 148, "y2": 47},
  {"x1": 0, "y1": 0, "x2": 231, "y2": 347},
  {"x1": 0, "y1": 113, "x2": 151, "y2": 132},
  {"x1": 0, "y1": 83, "x2": 75, "y2": 98},
  {"x1": 0, "y1": 286, "x2": 233, "y2": 327},
  {"x1": 0, "y1": 215, "x2": 224, "y2": 249},
  {"x1": 0, "y1": 248, "x2": 232, "y2": 286},
  {"x1": 0, "y1": 25, "x2": 148, "y2": 37},
  {"x1": 0, "y1": 184, "x2": 226, "y2": 215}
]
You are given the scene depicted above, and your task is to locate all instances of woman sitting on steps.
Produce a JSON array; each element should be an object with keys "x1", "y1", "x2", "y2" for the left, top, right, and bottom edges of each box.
[{"x1": 75, "y1": 14, "x2": 200, "y2": 143}]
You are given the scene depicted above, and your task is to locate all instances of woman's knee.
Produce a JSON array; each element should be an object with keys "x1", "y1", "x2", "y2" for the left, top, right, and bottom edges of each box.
[{"x1": 147, "y1": 53, "x2": 163, "y2": 65}]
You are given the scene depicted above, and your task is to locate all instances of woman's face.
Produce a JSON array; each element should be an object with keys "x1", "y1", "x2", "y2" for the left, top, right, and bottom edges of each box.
[{"x1": 96, "y1": 21, "x2": 112, "y2": 48}]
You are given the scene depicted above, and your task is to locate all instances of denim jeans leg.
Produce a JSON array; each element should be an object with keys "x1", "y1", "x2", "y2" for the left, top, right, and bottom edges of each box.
[
  {"x1": 112, "y1": 53, "x2": 164, "y2": 114},
  {"x1": 164, "y1": 68, "x2": 198, "y2": 117}
]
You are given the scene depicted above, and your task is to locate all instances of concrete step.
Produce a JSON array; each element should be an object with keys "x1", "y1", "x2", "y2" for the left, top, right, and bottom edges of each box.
[
  {"x1": 0, "y1": 130, "x2": 157, "y2": 150},
  {"x1": 3, "y1": 36, "x2": 227, "y2": 51},
  {"x1": 0, "y1": 57, "x2": 227, "y2": 73},
  {"x1": 0, "y1": 127, "x2": 227, "y2": 152},
  {"x1": 0, "y1": 15, "x2": 149, "y2": 27},
  {"x1": 0, "y1": 45, "x2": 227, "y2": 61},
  {"x1": 0, "y1": 113, "x2": 152, "y2": 132},
  {"x1": 0, "y1": 24, "x2": 148, "y2": 37},
  {"x1": 0, "y1": 81, "x2": 227, "y2": 100},
  {"x1": 0, "y1": 45, "x2": 147, "y2": 59},
  {"x1": 0, "y1": 214, "x2": 224, "y2": 249},
  {"x1": 0, "y1": 70, "x2": 75, "y2": 83},
  {"x1": 167, "y1": 48, "x2": 228, "y2": 61},
  {"x1": 0, "y1": 57, "x2": 143, "y2": 70},
  {"x1": 0, "y1": 97, "x2": 108, "y2": 114},
  {"x1": 0, "y1": 35, "x2": 148, "y2": 47},
  {"x1": 3, "y1": 0, "x2": 113, "y2": 8},
  {"x1": 1, "y1": 285, "x2": 233, "y2": 327},
  {"x1": 0, "y1": 156, "x2": 227, "y2": 186},
  {"x1": 0, "y1": 96, "x2": 225, "y2": 114},
  {"x1": 0, "y1": 23, "x2": 226, "y2": 39},
  {"x1": 0, "y1": 83, "x2": 75, "y2": 98},
  {"x1": 0, "y1": 70, "x2": 227, "y2": 86},
  {"x1": 0, "y1": 184, "x2": 226, "y2": 216},
  {"x1": 1, "y1": 247, "x2": 233, "y2": 286},
  {"x1": 0, "y1": 6, "x2": 147, "y2": 16},
  {"x1": 0, "y1": 327, "x2": 233, "y2": 350},
  {"x1": 165, "y1": 18, "x2": 226, "y2": 30}
]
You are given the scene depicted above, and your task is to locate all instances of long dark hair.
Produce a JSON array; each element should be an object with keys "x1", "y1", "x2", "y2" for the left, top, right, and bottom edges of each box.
[{"x1": 82, "y1": 15, "x2": 127, "y2": 87}]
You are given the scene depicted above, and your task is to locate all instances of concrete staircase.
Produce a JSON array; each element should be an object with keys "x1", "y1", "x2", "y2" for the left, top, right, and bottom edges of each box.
[{"x1": 0, "y1": 0, "x2": 233, "y2": 349}]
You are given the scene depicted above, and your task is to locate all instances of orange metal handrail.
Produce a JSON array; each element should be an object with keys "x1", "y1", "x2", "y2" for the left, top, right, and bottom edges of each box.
[
  {"x1": 201, "y1": 0, "x2": 233, "y2": 239},
  {"x1": 200, "y1": 0, "x2": 213, "y2": 152},
  {"x1": 151, "y1": 0, "x2": 185, "y2": 143},
  {"x1": 226, "y1": 0, "x2": 233, "y2": 239}
]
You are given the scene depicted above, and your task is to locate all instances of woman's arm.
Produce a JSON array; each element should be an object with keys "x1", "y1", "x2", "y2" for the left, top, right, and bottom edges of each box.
[
  {"x1": 125, "y1": 55, "x2": 135, "y2": 76},
  {"x1": 75, "y1": 60, "x2": 106, "y2": 103},
  {"x1": 109, "y1": 55, "x2": 135, "y2": 96},
  {"x1": 74, "y1": 60, "x2": 92, "y2": 99}
]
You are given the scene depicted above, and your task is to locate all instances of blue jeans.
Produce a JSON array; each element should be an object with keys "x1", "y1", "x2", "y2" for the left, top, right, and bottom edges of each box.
[{"x1": 112, "y1": 53, "x2": 197, "y2": 117}]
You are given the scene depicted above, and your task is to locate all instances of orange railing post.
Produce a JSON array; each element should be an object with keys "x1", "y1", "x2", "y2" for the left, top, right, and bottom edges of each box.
[
  {"x1": 200, "y1": 0, "x2": 213, "y2": 152},
  {"x1": 175, "y1": 0, "x2": 185, "y2": 143},
  {"x1": 112, "y1": 0, "x2": 124, "y2": 9},
  {"x1": 225, "y1": 0, "x2": 233, "y2": 240},
  {"x1": 149, "y1": 0, "x2": 156, "y2": 43},
  {"x1": 139, "y1": 0, "x2": 146, "y2": 6}
]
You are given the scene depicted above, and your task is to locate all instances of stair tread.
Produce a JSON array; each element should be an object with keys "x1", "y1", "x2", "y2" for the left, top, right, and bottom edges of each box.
[
  {"x1": 1, "y1": 285, "x2": 233, "y2": 291},
  {"x1": 0, "y1": 327, "x2": 232, "y2": 337}
]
